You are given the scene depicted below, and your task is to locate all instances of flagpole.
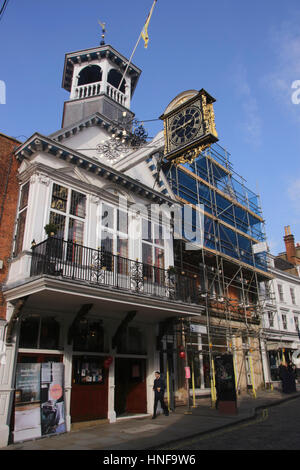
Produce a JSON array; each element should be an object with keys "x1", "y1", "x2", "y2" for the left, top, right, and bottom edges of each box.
[
  {"x1": 116, "y1": 30, "x2": 143, "y2": 92},
  {"x1": 117, "y1": 0, "x2": 157, "y2": 92}
]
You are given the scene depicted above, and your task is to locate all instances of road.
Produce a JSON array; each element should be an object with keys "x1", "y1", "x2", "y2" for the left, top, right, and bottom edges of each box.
[{"x1": 160, "y1": 396, "x2": 300, "y2": 450}]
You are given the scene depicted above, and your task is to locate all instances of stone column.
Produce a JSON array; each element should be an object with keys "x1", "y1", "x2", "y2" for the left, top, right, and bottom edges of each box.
[{"x1": 0, "y1": 304, "x2": 18, "y2": 447}]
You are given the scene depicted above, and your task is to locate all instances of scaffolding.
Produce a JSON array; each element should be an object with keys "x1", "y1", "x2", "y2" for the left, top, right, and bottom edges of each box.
[{"x1": 158, "y1": 142, "x2": 275, "y2": 401}]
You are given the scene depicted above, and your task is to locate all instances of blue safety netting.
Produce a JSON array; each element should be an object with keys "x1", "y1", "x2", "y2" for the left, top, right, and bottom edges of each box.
[{"x1": 164, "y1": 143, "x2": 268, "y2": 271}]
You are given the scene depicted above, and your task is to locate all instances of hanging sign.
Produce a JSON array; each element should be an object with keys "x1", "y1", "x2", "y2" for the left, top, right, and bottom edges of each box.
[{"x1": 185, "y1": 366, "x2": 191, "y2": 379}]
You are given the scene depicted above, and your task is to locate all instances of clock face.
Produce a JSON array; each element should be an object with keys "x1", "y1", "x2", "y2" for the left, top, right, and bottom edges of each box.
[{"x1": 169, "y1": 105, "x2": 202, "y2": 147}]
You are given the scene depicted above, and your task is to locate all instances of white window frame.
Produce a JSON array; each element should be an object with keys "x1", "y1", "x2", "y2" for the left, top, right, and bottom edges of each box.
[
  {"x1": 290, "y1": 287, "x2": 296, "y2": 305},
  {"x1": 278, "y1": 284, "x2": 284, "y2": 302},
  {"x1": 13, "y1": 181, "x2": 30, "y2": 256},
  {"x1": 282, "y1": 314, "x2": 287, "y2": 330},
  {"x1": 141, "y1": 211, "x2": 165, "y2": 269},
  {"x1": 48, "y1": 181, "x2": 87, "y2": 245},
  {"x1": 268, "y1": 311, "x2": 274, "y2": 328},
  {"x1": 99, "y1": 201, "x2": 128, "y2": 256}
]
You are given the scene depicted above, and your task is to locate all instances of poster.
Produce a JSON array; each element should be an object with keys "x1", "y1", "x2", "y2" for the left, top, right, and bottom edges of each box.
[
  {"x1": 41, "y1": 362, "x2": 66, "y2": 436},
  {"x1": 14, "y1": 362, "x2": 66, "y2": 443},
  {"x1": 214, "y1": 354, "x2": 237, "y2": 403},
  {"x1": 14, "y1": 363, "x2": 42, "y2": 443}
]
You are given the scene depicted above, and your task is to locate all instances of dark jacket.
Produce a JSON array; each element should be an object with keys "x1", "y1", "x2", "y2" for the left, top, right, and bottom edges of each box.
[{"x1": 153, "y1": 377, "x2": 165, "y2": 394}]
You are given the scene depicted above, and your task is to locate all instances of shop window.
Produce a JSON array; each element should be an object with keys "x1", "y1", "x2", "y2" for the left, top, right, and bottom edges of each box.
[
  {"x1": 73, "y1": 319, "x2": 105, "y2": 352},
  {"x1": 18, "y1": 353, "x2": 63, "y2": 363},
  {"x1": 40, "y1": 317, "x2": 60, "y2": 349},
  {"x1": 128, "y1": 327, "x2": 146, "y2": 355},
  {"x1": 268, "y1": 351, "x2": 280, "y2": 381},
  {"x1": 73, "y1": 356, "x2": 105, "y2": 385},
  {"x1": 19, "y1": 315, "x2": 39, "y2": 348},
  {"x1": 19, "y1": 315, "x2": 60, "y2": 350},
  {"x1": 116, "y1": 327, "x2": 146, "y2": 355}
]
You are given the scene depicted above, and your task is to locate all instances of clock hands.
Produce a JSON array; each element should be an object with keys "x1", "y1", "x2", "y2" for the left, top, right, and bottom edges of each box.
[
  {"x1": 170, "y1": 107, "x2": 202, "y2": 147},
  {"x1": 182, "y1": 117, "x2": 195, "y2": 128}
]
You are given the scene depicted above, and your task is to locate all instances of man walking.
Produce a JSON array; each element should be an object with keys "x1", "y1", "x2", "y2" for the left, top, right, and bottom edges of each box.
[{"x1": 152, "y1": 371, "x2": 169, "y2": 419}]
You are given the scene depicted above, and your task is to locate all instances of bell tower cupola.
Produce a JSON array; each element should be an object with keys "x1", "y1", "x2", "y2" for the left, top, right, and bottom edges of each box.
[{"x1": 61, "y1": 39, "x2": 142, "y2": 129}]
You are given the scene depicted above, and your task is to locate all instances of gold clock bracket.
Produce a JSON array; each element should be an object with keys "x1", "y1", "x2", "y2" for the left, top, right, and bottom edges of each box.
[
  {"x1": 160, "y1": 88, "x2": 219, "y2": 165},
  {"x1": 174, "y1": 142, "x2": 212, "y2": 165}
]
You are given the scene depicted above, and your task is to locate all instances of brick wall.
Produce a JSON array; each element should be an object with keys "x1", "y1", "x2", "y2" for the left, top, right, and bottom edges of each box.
[{"x1": 0, "y1": 133, "x2": 20, "y2": 320}]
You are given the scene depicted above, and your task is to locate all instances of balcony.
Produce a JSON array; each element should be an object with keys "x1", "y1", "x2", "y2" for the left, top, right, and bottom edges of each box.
[
  {"x1": 106, "y1": 83, "x2": 126, "y2": 106},
  {"x1": 30, "y1": 238, "x2": 201, "y2": 306},
  {"x1": 72, "y1": 81, "x2": 127, "y2": 107},
  {"x1": 74, "y1": 81, "x2": 102, "y2": 99}
]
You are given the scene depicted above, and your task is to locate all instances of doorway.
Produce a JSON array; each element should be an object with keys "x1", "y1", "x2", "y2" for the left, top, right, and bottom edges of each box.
[
  {"x1": 70, "y1": 356, "x2": 108, "y2": 422},
  {"x1": 114, "y1": 358, "x2": 147, "y2": 417}
]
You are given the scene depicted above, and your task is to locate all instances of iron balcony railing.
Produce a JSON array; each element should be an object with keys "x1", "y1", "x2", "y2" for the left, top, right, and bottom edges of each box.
[{"x1": 30, "y1": 238, "x2": 201, "y2": 305}]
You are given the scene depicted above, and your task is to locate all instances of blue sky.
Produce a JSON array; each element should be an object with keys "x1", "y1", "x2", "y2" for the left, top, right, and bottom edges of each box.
[{"x1": 1, "y1": 0, "x2": 300, "y2": 254}]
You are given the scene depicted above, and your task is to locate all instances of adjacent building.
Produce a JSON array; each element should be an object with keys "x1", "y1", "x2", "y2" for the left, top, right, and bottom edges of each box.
[
  {"x1": 0, "y1": 133, "x2": 21, "y2": 447},
  {"x1": 261, "y1": 227, "x2": 300, "y2": 384}
]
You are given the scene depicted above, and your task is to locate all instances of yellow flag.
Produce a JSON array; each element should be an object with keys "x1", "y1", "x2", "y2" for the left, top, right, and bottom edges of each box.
[{"x1": 141, "y1": 0, "x2": 157, "y2": 49}]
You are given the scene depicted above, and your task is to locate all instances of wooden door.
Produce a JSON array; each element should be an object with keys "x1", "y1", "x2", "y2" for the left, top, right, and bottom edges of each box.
[
  {"x1": 70, "y1": 356, "x2": 108, "y2": 422},
  {"x1": 115, "y1": 358, "x2": 147, "y2": 416}
]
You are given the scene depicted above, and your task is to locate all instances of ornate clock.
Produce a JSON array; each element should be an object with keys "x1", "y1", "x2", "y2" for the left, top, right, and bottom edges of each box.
[
  {"x1": 160, "y1": 89, "x2": 219, "y2": 163},
  {"x1": 169, "y1": 104, "x2": 202, "y2": 148}
]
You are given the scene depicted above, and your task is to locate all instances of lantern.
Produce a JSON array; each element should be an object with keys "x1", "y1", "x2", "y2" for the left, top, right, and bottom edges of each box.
[{"x1": 179, "y1": 347, "x2": 186, "y2": 359}]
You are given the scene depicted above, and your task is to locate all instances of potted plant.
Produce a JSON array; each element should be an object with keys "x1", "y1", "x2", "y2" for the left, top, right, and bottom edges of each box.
[
  {"x1": 44, "y1": 223, "x2": 58, "y2": 237},
  {"x1": 167, "y1": 266, "x2": 177, "y2": 276}
]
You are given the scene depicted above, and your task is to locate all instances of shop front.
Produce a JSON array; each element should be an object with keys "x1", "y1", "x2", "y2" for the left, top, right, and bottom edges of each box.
[
  {"x1": 267, "y1": 342, "x2": 297, "y2": 382},
  {"x1": 10, "y1": 305, "x2": 154, "y2": 432}
]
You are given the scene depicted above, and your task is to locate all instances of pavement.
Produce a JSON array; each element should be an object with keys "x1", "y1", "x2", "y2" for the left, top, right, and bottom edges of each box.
[{"x1": 4, "y1": 386, "x2": 300, "y2": 451}]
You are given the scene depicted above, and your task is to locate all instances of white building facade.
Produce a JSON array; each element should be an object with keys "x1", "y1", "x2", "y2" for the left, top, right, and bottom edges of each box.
[
  {"x1": 261, "y1": 255, "x2": 300, "y2": 385},
  {"x1": 0, "y1": 42, "x2": 205, "y2": 447}
]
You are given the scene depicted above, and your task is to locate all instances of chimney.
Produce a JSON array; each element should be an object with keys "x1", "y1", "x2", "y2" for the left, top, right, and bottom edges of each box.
[{"x1": 284, "y1": 226, "x2": 296, "y2": 264}]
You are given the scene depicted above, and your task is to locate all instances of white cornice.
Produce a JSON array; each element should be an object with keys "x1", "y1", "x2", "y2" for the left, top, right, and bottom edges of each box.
[
  {"x1": 14, "y1": 133, "x2": 176, "y2": 206},
  {"x1": 3, "y1": 276, "x2": 205, "y2": 318}
]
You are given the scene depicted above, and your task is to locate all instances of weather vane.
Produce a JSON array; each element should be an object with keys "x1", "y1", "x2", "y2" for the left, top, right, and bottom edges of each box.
[{"x1": 98, "y1": 20, "x2": 106, "y2": 45}]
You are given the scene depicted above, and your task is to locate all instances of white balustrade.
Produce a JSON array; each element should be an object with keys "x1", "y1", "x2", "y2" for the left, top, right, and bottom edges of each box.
[
  {"x1": 106, "y1": 83, "x2": 126, "y2": 106},
  {"x1": 74, "y1": 81, "x2": 102, "y2": 99},
  {"x1": 73, "y1": 81, "x2": 127, "y2": 107}
]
